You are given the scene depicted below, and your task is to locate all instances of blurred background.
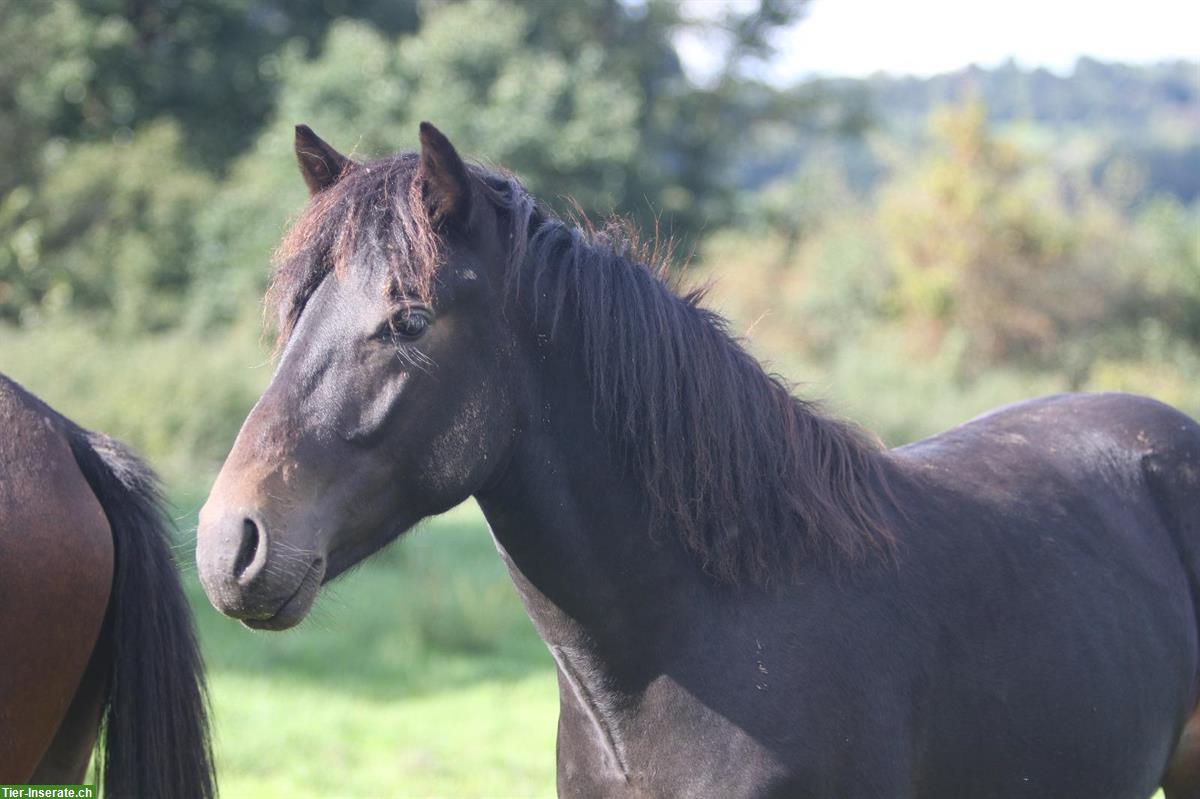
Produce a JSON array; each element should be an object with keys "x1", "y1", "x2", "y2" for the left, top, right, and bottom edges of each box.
[{"x1": 1, "y1": 0, "x2": 1197, "y2": 795}]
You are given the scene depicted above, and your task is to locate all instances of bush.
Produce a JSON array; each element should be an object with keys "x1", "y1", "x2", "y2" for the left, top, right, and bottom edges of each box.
[
  {"x1": 1, "y1": 313, "x2": 270, "y2": 482},
  {"x1": 0, "y1": 122, "x2": 213, "y2": 331}
]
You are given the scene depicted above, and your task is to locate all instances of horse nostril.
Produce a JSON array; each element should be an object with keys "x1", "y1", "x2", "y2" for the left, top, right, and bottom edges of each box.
[{"x1": 233, "y1": 517, "x2": 262, "y2": 580}]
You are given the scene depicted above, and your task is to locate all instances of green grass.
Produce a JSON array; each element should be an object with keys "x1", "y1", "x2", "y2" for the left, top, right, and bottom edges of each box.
[{"x1": 171, "y1": 493, "x2": 559, "y2": 798}]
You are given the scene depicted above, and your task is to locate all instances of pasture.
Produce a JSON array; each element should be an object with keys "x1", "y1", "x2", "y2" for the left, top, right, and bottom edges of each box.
[{"x1": 177, "y1": 491, "x2": 559, "y2": 797}]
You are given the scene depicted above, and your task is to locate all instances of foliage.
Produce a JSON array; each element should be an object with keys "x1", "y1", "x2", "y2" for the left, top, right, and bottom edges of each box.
[
  {"x1": 0, "y1": 0, "x2": 814, "y2": 330},
  {"x1": 2, "y1": 0, "x2": 1193, "y2": 335},
  {"x1": 0, "y1": 314, "x2": 271, "y2": 481},
  {"x1": 0, "y1": 123, "x2": 214, "y2": 328},
  {"x1": 701, "y1": 100, "x2": 1200, "y2": 438},
  {"x1": 1127, "y1": 198, "x2": 1200, "y2": 347},
  {"x1": 0, "y1": 0, "x2": 421, "y2": 172},
  {"x1": 877, "y1": 101, "x2": 1129, "y2": 370}
]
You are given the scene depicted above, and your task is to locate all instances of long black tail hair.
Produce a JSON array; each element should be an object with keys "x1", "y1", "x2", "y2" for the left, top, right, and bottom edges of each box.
[{"x1": 67, "y1": 426, "x2": 216, "y2": 798}]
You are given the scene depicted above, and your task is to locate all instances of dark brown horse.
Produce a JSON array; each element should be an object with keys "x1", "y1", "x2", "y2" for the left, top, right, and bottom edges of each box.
[
  {"x1": 0, "y1": 374, "x2": 214, "y2": 796},
  {"x1": 198, "y1": 123, "x2": 1200, "y2": 798}
]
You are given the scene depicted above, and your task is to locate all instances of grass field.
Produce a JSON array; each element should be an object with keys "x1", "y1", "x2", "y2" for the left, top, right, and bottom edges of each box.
[{"x1": 172, "y1": 491, "x2": 560, "y2": 798}]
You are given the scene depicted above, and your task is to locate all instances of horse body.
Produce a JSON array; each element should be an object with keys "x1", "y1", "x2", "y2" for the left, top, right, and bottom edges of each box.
[
  {"x1": 481, "y1": 347, "x2": 1200, "y2": 797},
  {"x1": 899, "y1": 392, "x2": 1197, "y2": 798},
  {"x1": 0, "y1": 374, "x2": 215, "y2": 795},
  {"x1": 197, "y1": 123, "x2": 1200, "y2": 797},
  {"x1": 892, "y1": 393, "x2": 1200, "y2": 798}
]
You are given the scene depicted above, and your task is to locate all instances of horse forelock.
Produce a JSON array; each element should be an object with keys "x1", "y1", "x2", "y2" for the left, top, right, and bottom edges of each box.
[{"x1": 268, "y1": 153, "x2": 440, "y2": 351}]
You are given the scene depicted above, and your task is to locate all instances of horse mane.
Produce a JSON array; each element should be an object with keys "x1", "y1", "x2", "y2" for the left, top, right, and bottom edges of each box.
[{"x1": 269, "y1": 154, "x2": 898, "y2": 586}]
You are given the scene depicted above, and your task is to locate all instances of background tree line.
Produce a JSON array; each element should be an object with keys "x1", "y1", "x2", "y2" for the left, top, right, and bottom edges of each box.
[{"x1": 1, "y1": 0, "x2": 1197, "y2": 477}]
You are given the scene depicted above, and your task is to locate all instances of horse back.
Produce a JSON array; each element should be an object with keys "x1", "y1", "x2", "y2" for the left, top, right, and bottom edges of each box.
[
  {"x1": 0, "y1": 375, "x2": 113, "y2": 781},
  {"x1": 897, "y1": 391, "x2": 1200, "y2": 584},
  {"x1": 888, "y1": 392, "x2": 1200, "y2": 797}
]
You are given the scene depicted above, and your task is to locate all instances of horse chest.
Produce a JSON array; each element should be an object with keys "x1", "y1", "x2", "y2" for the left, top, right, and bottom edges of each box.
[{"x1": 551, "y1": 651, "x2": 807, "y2": 799}]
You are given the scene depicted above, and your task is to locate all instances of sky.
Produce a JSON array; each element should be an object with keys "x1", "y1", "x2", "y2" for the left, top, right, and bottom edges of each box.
[{"x1": 677, "y1": 0, "x2": 1200, "y2": 82}]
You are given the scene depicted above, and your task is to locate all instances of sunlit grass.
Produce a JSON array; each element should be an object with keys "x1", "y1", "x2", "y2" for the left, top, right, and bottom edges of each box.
[
  {"x1": 209, "y1": 671, "x2": 557, "y2": 798},
  {"x1": 177, "y1": 498, "x2": 559, "y2": 798}
]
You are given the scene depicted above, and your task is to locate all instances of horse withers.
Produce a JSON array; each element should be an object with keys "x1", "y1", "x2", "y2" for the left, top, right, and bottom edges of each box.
[
  {"x1": 197, "y1": 122, "x2": 1200, "y2": 798},
  {"x1": 0, "y1": 374, "x2": 214, "y2": 796}
]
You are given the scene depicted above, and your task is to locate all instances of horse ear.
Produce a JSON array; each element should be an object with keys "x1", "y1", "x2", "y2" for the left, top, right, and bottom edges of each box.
[
  {"x1": 294, "y1": 124, "x2": 351, "y2": 195},
  {"x1": 417, "y1": 122, "x2": 472, "y2": 230}
]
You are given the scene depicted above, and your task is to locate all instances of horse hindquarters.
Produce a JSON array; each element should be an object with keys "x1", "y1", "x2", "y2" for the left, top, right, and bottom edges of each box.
[
  {"x1": 1136, "y1": 402, "x2": 1200, "y2": 798},
  {"x1": 29, "y1": 631, "x2": 111, "y2": 782},
  {"x1": 0, "y1": 399, "x2": 112, "y2": 781}
]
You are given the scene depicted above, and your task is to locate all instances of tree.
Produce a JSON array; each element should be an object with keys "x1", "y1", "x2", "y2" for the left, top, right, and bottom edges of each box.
[
  {"x1": 0, "y1": 0, "x2": 422, "y2": 172},
  {"x1": 192, "y1": 0, "x2": 810, "y2": 325},
  {"x1": 1, "y1": 0, "x2": 812, "y2": 329},
  {"x1": 878, "y1": 101, "x2": 1128, "y2": 372},
  {"x1": 0, "y1": 122, "x2": 213, "y2": 329}
]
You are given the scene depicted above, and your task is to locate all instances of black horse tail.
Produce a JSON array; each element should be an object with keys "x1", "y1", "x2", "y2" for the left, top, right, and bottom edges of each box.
[{"x1": 67, "y1": 427, "x2": 216, "y2": 798}]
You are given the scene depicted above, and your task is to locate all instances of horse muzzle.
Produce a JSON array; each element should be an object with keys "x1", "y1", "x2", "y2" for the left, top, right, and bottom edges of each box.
[{"x1": 196, "y1": 504, "x2": 326, "y2": 630}]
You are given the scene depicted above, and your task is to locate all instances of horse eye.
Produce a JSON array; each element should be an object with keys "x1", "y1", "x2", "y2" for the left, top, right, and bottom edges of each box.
[{"x1": 388, "y1": 308, "x2": 431, "y2": 340}]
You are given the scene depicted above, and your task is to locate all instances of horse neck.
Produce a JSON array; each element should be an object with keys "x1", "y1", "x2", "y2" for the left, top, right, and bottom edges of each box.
[{"x1": 474, "y1": 333, "x2": 715, "y2": 684}]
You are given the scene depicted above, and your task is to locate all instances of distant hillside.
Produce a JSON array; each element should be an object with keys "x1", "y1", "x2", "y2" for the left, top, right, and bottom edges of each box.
[
  {"x1": 746, "y1": 59, "x2": 1200, "y2": 204},
  {"x1": 864, "y1": 58, "x2": 1198, "y2": 135}
]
